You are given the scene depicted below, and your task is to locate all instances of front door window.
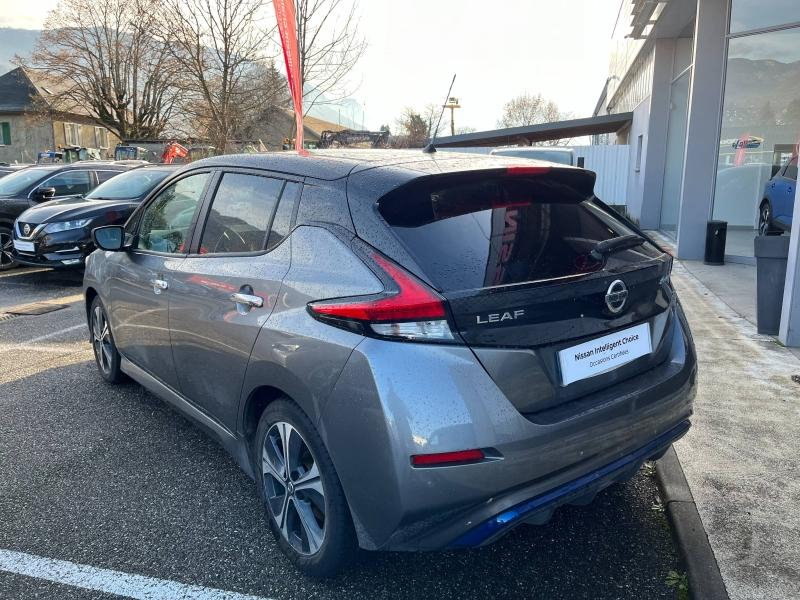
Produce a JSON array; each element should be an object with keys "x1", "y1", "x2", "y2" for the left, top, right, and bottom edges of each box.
[{"x1": 137, "y1": 172, "x2": 210, "y2": 253}]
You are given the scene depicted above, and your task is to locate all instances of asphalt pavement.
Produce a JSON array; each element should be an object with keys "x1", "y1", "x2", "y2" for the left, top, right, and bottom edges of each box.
[{"x1": 0, "y1": 266, "x2": 683, "y2": 600}]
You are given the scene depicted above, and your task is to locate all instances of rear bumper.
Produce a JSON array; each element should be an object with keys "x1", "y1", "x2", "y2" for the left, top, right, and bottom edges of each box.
[{"x1": 449, "y1": 419, "x2": 689, "y2": 548}]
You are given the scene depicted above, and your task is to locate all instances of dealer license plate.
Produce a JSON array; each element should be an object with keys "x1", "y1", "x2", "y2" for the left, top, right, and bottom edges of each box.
[{"x1": 558, "y1": 323, "x2": 652, "y2": 386}]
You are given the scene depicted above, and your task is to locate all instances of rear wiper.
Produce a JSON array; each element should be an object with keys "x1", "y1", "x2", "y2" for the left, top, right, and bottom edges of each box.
[{"x1": 590, "y1": 234, "x2": 646, "y2": 261}]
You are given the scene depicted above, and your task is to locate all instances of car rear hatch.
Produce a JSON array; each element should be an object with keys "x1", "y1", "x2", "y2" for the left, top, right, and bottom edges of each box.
[{"x1": 373, "y1": 165, "x2": 675, "y2": 416}]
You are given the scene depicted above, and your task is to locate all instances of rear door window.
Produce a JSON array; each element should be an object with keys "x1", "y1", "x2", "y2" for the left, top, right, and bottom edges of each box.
[
  {"x1": 379, "y1": 175, "x2": 653, "y2": 292},
  {"x1": 198, "y1": 172, "x2": 282, "y2": 254}
]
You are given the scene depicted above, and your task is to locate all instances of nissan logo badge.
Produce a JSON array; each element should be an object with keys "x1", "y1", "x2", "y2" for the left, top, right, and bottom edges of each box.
[{"x1": 605, "y1": 279, "x2": 628, "y2": 314}]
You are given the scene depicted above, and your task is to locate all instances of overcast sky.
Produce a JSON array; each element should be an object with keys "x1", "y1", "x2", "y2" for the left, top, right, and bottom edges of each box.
[{"x1": 2, "y1": 0, "x2": 620, "y2": 132}]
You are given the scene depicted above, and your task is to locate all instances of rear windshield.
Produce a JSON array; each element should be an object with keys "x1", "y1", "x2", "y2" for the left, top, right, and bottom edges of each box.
[{"x1": 379, "y1": 175, "x2": 656, "y2": 292}]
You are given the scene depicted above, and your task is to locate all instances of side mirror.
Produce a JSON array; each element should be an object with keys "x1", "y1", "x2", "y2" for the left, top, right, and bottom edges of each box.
[
  {"x1": 92, "y1": 225, "x2": 126, "y2": 251},
  {"x1": 34, "y1": 187, "x2": 56, "y2": 201}
]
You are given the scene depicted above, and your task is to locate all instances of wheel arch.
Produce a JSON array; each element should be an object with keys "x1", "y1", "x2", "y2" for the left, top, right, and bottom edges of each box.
[{"x1": 84, "y1": 286, "x2": 99, "y2": 328}]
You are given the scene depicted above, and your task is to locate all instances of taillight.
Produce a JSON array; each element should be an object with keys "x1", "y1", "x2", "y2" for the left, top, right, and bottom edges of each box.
[{"x1": 307, "y1": 251, "x2": 456, "y2": 342}]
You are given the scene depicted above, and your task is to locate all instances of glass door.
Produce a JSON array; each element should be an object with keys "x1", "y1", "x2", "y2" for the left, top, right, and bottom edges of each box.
[{"x1": 659, "y1": 69, "x2": 691, "y2": 237}]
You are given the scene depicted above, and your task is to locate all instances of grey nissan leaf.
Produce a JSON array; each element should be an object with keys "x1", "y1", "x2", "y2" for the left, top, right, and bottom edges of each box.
[{"x1": 84, "y1": 150, "x2": 696, "y2": 576}]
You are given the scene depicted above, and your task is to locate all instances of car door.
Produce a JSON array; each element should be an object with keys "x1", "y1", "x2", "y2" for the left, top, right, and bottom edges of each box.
[
  {"x1": 104, "y1": 170, "x2": 212, "y2": 389},
  {"x1": 168, "y1": 171, "x2": 300, "y2": 430},
  {"x1": 774, "y1": 157, "x2": 796, "y2": 228}
]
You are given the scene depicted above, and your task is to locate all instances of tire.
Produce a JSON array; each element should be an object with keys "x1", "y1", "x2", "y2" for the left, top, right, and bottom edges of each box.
[
  {"x1": 89, "y1": 296, "x2": 124, "y2": 384},
  {"x1": 254, "y1": 398, "x2": 357, "y2": 577},
  {"x1": 759, "y1": 202, "x2": 781, "y2": 236},
  {"x1": 0, "y1": 225, "x2": 18, "y2": 271}
]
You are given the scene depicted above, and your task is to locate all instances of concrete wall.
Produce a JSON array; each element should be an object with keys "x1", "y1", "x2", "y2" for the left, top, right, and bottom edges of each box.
[
  {"x1": 624, "y1": 99, "x2": 652, "y2": 224},
  {"x1": 0, "y1": 114, "x2": 118, "y2": 163},
  {"x1": 0, "y1": 113, "x2": 54, "y2": 164}
]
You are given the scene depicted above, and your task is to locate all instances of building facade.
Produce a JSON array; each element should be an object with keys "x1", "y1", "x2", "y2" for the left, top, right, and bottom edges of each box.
[
  {"x1": 596, "y1": 0, "x2": 800, "y2": 346},
  {"x1": 0, "y1": 67, "x2": 119, "y2": 164}
]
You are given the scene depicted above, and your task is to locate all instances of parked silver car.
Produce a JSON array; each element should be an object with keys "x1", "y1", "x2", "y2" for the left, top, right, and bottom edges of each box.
[{"x1": 84, "y1": 150, "x2": 696, "y2": 576}]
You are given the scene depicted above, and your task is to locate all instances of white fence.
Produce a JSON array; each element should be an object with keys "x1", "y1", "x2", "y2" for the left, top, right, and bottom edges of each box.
[
  {"x1": 572, "y1": 145, "x2": 630, "y2": 205},
  {"x1": 438, "y1": 144, "x2": 631, "y2": 205}
]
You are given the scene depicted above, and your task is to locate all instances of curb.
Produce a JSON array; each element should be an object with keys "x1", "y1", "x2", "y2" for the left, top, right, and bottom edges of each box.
[{"x1": 655, "y1": 446, "x2": 729, "y2": 600}]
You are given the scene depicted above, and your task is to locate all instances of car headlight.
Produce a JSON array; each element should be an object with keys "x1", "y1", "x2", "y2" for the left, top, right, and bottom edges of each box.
[{"x1": 44, "y1": 219, "x2": 92, "y2": 233}]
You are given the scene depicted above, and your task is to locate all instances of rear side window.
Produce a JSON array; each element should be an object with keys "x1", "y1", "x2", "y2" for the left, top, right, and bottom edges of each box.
[
  {"x1": 379, "y1": 175, "x2": 651, "y2": 292},
  {"x1": 96, "y1": 170, "x2": 121, "y2": 183},
  {"x1": 199, "y1": 173, "x2": 282, "y2": 254},
  {"x1": 267, "y1": 181, "x2": 300, "y2": 250},
  {"x1": 784, "y1": 157, "x2": 797, "y2": 181}
]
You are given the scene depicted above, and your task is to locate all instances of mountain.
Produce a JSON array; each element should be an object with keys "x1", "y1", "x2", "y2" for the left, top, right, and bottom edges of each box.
[{"x1": 0, "y1": 28, "x2": 40, "y2": 74}]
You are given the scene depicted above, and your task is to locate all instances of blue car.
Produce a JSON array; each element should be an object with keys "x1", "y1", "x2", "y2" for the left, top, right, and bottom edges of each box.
[{"x1": 760, "y1": 156, "x2": 796, "y2": 235}]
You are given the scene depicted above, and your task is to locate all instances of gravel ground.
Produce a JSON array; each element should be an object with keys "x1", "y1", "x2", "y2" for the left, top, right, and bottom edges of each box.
[{"x1": 0, "y1": 267, "x2": 682, "y2": 599}]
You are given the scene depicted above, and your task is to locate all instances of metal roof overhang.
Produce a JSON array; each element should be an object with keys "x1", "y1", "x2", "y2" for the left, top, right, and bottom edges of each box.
[{"x1": 431, "y1": 112, "x2": 633, "y2": 148}]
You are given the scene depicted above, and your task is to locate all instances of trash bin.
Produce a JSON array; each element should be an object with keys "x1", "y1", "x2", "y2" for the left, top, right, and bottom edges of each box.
[
  {"x1": 704, "y1": 220, "x2": 727, "y2": 265},
  {"x1": 754, "y1": 235, "x2": 791, "y2": 335}
]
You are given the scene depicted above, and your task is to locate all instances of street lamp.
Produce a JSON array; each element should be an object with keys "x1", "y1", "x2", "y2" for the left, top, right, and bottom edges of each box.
[{"x1": 443, "y1": 96, "x2": 461, "y2": 136}]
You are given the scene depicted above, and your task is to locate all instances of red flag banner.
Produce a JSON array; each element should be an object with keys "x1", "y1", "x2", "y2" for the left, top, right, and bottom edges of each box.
[{"x1": 273, "y1": 0, "x2": 304, "y2": 152}]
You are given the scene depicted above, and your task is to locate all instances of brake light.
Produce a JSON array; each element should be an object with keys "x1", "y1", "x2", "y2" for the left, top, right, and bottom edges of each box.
[
  {"x1": 505, "y1": 165, "x2": 551, "y2": 176},
  {"x1": 308, "y1": 252, "x2": 455, "y2": 342},
  {"x1": 411, "y1": 449, "x2": 485, "y2": 467}
]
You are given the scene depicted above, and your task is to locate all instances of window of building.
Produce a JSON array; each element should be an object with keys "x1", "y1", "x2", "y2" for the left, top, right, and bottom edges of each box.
[
  {"x1": 635, "y1": 134, "x2": 644, "y2": 172},
  {"x1": 0, "y1": 122, "x2": 10, "y2": 145},
  {"x1": 95, "y1": 127, "x2": 109, "y2": 149},
  {"x1": 64, "y1": 123, "x2": 80, "y2": 146},
  {"x1": 711, "y1": 25, "x2": 800, "y2": 256},
  {"x1": 729, "y1": 0, "x2": 800, "y2": 35}
]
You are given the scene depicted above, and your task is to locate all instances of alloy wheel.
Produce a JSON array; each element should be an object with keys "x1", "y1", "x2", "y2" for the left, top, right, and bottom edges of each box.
[
  {"x1": 0, "y1": 230, "x2": 16, "y2": 269},
  {"x1": 759, "y1": 204, "x2": 771, "y2": 236},
  {"x1": 92, "y1": 305, "x2": 113, "y2": 375},
  {"x1": 262, "y1": 421, "x2": 327, "y2": 555}
]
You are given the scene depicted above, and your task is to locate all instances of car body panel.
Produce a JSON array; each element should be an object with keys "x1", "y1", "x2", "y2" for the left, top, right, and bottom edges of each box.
[
  {"x1": 170, "y1": 242, "x2": 292, "y2": 432},
  {"x1": 763, "y1": 157, "x2": 796, "y2": 231},
  {"x1": 102, "y1": 250, "x2": 183, "y2": 389}
]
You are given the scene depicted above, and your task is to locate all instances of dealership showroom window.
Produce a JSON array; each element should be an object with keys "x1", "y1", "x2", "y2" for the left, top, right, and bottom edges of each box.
[{"x1": 711, "y1": 1, "x2": 800, "y2": 257}]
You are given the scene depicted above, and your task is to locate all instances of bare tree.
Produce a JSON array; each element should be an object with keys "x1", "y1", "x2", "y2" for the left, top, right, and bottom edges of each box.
[
  {"x1": 422, "y1": 103, "x2": 446, "y2": 141},
  {"x1": 161, "y1": 0, "x2": 278, "y2": 151},
  {"x1": 296, "y1": 0, "x2": 367, "y2": 115},
  {"x1": 498, "y1": 93, "x2": 572, "y2": 146},
  {"x1": 19, "y1": 0, "x2": 179, "y2": 140},
  {"x1": 393, "y1": 107, "x2": 428, "y2": 148}
]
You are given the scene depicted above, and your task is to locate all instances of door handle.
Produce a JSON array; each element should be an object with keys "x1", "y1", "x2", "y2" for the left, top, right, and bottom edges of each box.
[
  {"x1": 230, "y1": 292, "x2": 264, "y2": 308},
  {"x1": 151, "y1": 278, "x2": 168, "y2": 294}
]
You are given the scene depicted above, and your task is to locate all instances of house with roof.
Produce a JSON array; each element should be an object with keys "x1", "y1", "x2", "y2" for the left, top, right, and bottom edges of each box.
[
  {"x1": 0, "y1": 67, "x2": 119, "y2": 164},
  {"x1": 242, "y1": 106, "x2": 347, "y2": 150}
]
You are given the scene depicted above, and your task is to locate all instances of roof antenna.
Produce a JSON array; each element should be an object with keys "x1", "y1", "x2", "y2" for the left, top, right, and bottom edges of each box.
[{"x1": 423, "y1": 74, "x2": 456, "y2": 154}]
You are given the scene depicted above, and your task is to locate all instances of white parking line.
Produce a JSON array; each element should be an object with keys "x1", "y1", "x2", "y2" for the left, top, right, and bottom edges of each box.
[
  {"x1": 25, "y1": 322, "x2": 86, "y2": 344},
  {"x1": 0, "y1": 549, "x2": 274, "y2": 600}
]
